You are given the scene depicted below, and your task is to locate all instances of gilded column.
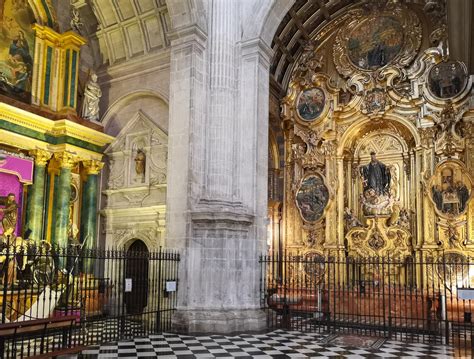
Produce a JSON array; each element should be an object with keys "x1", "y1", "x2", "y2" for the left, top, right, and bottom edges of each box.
[
  {"x1": 26, "y1": 150, "x2": 52, "y2": 242},
  {"x1": 52, "y1": 152, "x2": 76, "y2": 248},
  {"x1": 80, "y1": 160, "x2": 103, "y2": 273}
]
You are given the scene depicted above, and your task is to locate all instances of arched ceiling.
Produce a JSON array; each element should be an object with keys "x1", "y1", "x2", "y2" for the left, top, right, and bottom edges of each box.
[
  {"x1": 72, "y1": 0, "x2": 171, "y2": 66},
  {"x1": 269, "y1": 0, "x2": 430, "y2": 93}
]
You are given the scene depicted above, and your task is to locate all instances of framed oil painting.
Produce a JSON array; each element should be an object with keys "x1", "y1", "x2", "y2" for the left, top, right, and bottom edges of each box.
[
  {"x1": 347, "y1": 16, "x2": 403, "y2": 70},
  {"x1": 0, "y1": 0, "x2": 35, "y2": 102},
  {"x1": 428, "y1": 61, "x2": 468, "y2": 99},
  {"x1": 295, "y1": 173, "x2": 329, "y2": 223},
  {"x1": 296, "y1": 87, "x2": 325, "y2": 122},
  {"x1": 429, "y1": 162, "x2": 472, "y2": 218}
]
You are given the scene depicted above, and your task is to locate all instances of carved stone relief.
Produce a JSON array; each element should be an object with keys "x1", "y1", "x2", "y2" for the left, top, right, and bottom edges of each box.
[{"x1": 102, "y1": 111, "x2": 168, "y2": 248}]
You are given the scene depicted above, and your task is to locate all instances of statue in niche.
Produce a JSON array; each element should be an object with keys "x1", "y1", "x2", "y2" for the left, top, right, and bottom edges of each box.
[
  {"x1": 81, "y1": 72, "x2": 102, "y2": 121},
  {"x1": 359, "y1": 152, "x2": 393, "y2": 216},
  {"x1": 360, "y1": 152, "x2": 391, "y2": 196},
  {"x1": 134, "y1": 149, "x2": 146, "y2": 183},
  {"x1": 0, "y1": 193, "x2": 18, "y2": 236}
]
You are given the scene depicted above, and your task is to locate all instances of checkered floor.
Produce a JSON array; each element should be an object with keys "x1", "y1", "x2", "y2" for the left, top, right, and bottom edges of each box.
[{"x1": 81, "y1": 329, "x2": 457, "y2": 358}]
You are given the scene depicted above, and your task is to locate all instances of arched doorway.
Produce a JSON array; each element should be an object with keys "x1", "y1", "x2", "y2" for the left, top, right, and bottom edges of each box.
[{"x1": 125, "y1": 240, "x2": 149, "y2": 315}]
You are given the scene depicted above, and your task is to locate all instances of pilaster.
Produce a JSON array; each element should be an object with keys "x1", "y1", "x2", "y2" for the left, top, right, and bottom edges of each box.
[
  {"x1": 32, "y1": 25, "x2": 86, "y2": 113},
  {"x1": 168, "y1": 14, "x2": 270, "y2": 331}
]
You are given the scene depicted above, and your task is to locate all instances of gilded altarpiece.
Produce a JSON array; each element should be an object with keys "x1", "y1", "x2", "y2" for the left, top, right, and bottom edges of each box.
[{"x1": 277, "y1": 1, "x2": 474, "y2": 274}]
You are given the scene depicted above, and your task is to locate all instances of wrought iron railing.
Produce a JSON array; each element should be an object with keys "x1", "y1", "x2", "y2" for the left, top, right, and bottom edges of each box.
[
  {"x1": 0, "y1": 238, "x2": 179, "y2": 358},
  {"x1": 260, "y1": 253, "x2": 474, "y2": 355}
]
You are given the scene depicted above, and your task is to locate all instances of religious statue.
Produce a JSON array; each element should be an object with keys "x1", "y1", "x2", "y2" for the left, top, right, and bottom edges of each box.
[
  {"x1": 81, "y1": 71, "x2": 102, "y2": 121},
  {"x1": 359, "y1": 152, "x2": 394, "y2": 216},
  {"x1": 0, "y1": 193, "x2": 18, "y2": 236},
  {"x1": 70, "y1": 6, "x2": 84, "y2": 35},
  {"x1": 360, "y1": 152, "x2": 391, "y2": 196},
  {"x1": 0, "y1": 235, "x2": 27, "y2": 286},
  {"x1": 134, "y1": 149, "x2": 146, "y2": 176}
]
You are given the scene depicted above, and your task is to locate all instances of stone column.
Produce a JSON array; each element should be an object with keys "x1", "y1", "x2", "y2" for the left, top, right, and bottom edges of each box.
[
  {"x1": 52, "y1": 152, "x2": 76, "y2": 249},
  {"x1": 80, "y1": 160, "x2": 103, "y2": 273},
  {"x1": 204, "y1": 0, "x2": 238, "y2": 201},
  {"x1": 167, "y1": 4, "x2": 272, "y2": 331},
  {"x1": 26, "y1": 150, "x2": 52, "y2": 242}
]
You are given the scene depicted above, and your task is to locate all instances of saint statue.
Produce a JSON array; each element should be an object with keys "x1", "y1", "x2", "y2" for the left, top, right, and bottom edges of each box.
[
  {"x1": 81, "y1": 71, "x2": 102, "y2": 121},
  {"x1": 135, "y1": 149, "x2": 146, "y2": 176},
  {"x1": 360, "y1": 152, "x2": 391, "y2": 196},
  {"x1": 0, "y1": 193, "x2": 18, "y2": 236}
]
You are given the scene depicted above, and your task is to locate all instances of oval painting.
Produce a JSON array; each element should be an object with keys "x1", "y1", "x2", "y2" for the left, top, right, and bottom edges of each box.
[
  {"x1": 428, "y1": 61, "x2": 468, "y2": 99},
  {"x1": 295, "y1": 174, "x2": 329, "y2": 222},
  {"x1": 347, "y1": 16, "x2": 403, "y2": 70},
  {"x1": 297, "y1": 87, "x2": 325, "y2": 121}
]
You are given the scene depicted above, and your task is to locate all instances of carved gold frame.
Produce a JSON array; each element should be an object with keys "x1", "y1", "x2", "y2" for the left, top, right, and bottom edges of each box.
[
  {"x1": 333, "y1": 3, "x2": 422, "y2": 79},
  {"x1": 295, "y1": 171, "x2": 332, "y2": 224},
  {"x1": 423, "y1": 60, "x2": 472, "y2": 106},
  {"x1": 427, "y1": 160, "x2": 473, "y2": 220}
]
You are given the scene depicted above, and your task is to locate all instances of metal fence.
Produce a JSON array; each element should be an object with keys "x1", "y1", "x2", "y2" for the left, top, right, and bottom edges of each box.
[
  {"x1": 0, "y1": 239, "x2": 179, "y2": 358},
  {"x1": 260, "y1": 253, "x2": 474, "y2": 355}
]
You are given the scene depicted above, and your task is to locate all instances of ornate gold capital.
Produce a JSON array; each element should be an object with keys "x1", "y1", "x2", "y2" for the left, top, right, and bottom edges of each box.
[
  {"x1": 82, "y1": 160, "x2": 104, "y2": 175},
  {"x1": 54, "y1": 152, "x2": 78, "y2": 169},
  {"x1": 29, "y1": 149, "x2": 52, "y2": 166}
]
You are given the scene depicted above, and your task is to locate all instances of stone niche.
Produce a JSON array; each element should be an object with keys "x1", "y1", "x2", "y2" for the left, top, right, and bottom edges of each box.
[{"x1": 101, "y1": 111, "x2": 167, "y2": 249}]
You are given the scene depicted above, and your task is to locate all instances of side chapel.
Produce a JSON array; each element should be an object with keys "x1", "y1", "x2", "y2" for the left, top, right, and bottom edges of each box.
[
  {"x1": 268, "y1": 0, "x2": 474, "y2": 276},
  {"x1": 0, "y1": 0, "x2": 112, "y2": 255}
]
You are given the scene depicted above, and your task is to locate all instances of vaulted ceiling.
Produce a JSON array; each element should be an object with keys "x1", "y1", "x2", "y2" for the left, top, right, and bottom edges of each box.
[
  {"x1": 66, "y1": 0, "x2": 472, "y2": 85},
  {"x1": 72, "y1": 0, "x2": 171, "y2": 66}
]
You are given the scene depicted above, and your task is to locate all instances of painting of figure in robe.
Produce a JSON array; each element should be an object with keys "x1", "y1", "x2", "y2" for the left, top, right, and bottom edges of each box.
[
  {"x1": 0, "y1": 0, "x2": 35, "y2": 102},
  {"x1": 431, "y1": 166, "x2": 471, "y2": 216},
  {"x1": 297, "y1": 87, "x2": 325, "y2": 121},
  {"x1": 295, "y1": 174, "x2": 329, "y2": 222},
  {"x1": 428, "y1": 61, "x2": 467, "y2": 99},
  {"x1": 347, "y1": 17, "x2": 403, "y2": 70}
]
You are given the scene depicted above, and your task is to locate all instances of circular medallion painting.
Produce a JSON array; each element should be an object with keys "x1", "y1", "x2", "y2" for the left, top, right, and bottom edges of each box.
[
  {"x1": 295, "y1": 174, "x2": 329, "y2": 222},
  {"x1": 428, "y1": 61, "x2": 468, "y2": 99},
  {"x1": 347, "y1": 16, "x2": 403, "y2": 70},
  {"x1": 297, "y1": 88, "x2": 325, "y2": 121}
]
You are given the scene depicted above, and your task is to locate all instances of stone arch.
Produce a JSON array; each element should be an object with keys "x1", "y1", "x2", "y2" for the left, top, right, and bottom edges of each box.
[
  {"x1": 101, "y1": 90, "x2": 169, "y2": 137},
  {"x1": 165, "y1": 0, "x2": 207, "y2": 32},
  {"x1": 337, "y1": 114, "x2": 421, "y2": 157},
  {"x1": 242, "y1": 0, "x2": 296, "y2": 45},
  {"x1": 117, "y1": 233, "x2": 157, "y2": 252}
]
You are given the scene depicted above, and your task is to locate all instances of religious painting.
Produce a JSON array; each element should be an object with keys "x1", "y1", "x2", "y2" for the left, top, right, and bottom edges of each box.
[
  {"x1": 295, "y1": 173, "x2": 329, "y2": 223},
  {"x1": 296, "y1": 87, "x2": 325, "y2": 122},
  {"x1": 347, "y1": 17, "x2": 403, "y2": 70},
  {"x1": 428, "y1": 61, "x2": 468, "y2": 99},
  {"x1": 429, "y1": 163, "x2": 472, "y2": 218},
  {"x1": 362, "y1": 88, "x2": 386, "y2": 114},
  {"x1": 0, "y1": 0, "x2": 35, "y2": 102}
]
